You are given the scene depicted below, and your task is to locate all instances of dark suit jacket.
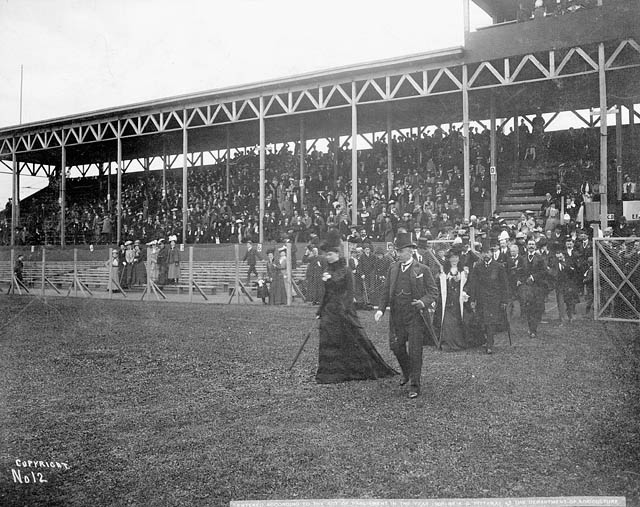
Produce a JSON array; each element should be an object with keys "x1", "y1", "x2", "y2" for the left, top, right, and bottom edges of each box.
[
  {"x1": 468, "y1": 260, "x2": 509, "y2": 308},
  {"x1": 519, "y1": 252, "x2": 548, "y2": 290},
  {"x1": 378, "y1": 260, "x2": 438, "y2": 315}
]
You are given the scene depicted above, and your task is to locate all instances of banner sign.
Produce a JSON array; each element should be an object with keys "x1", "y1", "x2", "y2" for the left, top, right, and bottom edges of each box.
[{"x1": 622, "y1": 200, "x2": 640, "y2": 221}]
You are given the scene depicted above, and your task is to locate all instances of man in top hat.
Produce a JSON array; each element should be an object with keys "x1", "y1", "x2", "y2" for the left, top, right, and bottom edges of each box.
[
  {"x1": 467, "y1": 240, "x2": 509, "y2": 354},
  {"x1": 375, "y1": 232, "x2": 438, "y2": 399},
  {"x1": 517, "y1": 237, "x2": 548, "y2": 338},
  {"x1": 549, "y1": 243, "x2": 579, "y2": 324}
]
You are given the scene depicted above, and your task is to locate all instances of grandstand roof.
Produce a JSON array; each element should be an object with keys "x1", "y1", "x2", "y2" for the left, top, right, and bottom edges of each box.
[
  {"x1": 0, "y1": 46, "x2": 464, "y2": 136},
  {"x1": 1, "y1": 0, "x2": 639, "y2": 172}
]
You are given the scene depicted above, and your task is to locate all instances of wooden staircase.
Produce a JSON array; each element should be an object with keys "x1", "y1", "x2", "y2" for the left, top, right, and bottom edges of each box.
[{"x1": 497, "y1": 164, "x2": 558, "y2": 221}]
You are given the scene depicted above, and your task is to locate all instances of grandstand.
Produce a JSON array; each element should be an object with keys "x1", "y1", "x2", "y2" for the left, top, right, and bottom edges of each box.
[{"x1": 1, "y1": 0, "x2": 639, "y2": 251}]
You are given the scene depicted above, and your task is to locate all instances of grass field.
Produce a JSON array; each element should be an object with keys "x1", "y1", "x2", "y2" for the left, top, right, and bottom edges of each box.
[{"x1": 1, "y1": 296, "x2": 639, "y2": 507}]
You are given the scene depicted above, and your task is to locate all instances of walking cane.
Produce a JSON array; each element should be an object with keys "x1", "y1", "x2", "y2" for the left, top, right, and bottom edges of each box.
[
  {"x1": 504, "y1": 304, "x2": 512, "y2": 346},
  {"x1": 419, "y1": 307, "x2": 440, "y2": 349},
  {"x1": 289, "y1": 328, "x2": 313, "y2": 370},
  {"x1": 362, "y1": 276, "x2": 370, "y2": 306}
]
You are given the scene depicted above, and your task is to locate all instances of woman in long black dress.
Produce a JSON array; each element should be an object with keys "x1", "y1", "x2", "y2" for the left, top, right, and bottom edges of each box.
[
  {"x1": 315, "y1": 230, "x2": 397, "y2": 384},
  {"x1": 433, "y1": 245, "x2": 482, "y2": 351}
]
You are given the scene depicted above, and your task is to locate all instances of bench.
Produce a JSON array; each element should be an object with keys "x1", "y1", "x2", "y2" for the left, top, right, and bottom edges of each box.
[{"x1": 0, "y1": 260, "x2": 310, "y2": 297}]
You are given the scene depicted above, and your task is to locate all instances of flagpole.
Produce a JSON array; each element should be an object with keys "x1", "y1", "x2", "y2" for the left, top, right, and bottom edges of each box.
[{"x1": 19, "y1": 64, "x2": 23, "y2": 125}]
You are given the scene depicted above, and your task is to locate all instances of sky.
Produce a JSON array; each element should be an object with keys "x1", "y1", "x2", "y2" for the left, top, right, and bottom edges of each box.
[{"x1": 0, "y1": 0, "x2": 491, "y2": 206}]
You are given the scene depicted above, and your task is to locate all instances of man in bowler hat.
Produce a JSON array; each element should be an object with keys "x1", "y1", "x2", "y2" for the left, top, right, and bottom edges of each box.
[
  {"x1": 467, "y1": 240, "x2": 509, "y2": 354},
  {"x1": 375, "y1": 232, "x2": 438, "y2": 399}
]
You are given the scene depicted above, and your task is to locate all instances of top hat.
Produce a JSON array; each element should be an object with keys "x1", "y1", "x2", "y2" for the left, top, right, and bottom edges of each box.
[
  {"x1": 319, "y1": 228, "x2": 342, "y2": 253},
  {"x1": 416, "y1": 237, "x2": 431, "y2": 250},
  {"x1": 394, "y1": 232, "x2": 416, "y2": 250}
]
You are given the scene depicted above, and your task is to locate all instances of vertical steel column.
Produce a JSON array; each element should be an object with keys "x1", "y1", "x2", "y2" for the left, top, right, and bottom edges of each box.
[
  {"x1": 60, "y1": 138, "x2": 66, "y2": 248},
  {"x1": 299, "y1": 117, "x2": 305, "y2": 210},
  {"x1": 462, "y1": 65, "x2": 471, "y2": 221},
  {"x1": 259, "y1": 96, "x2": 266, "y2": 245},
  {"x1": 490, "y1": 92, "x2": 498, "y2": 215},
  {"x1": 598, "y1": 43, "x2": 608, "y2": 232},
  {"x1": 182, "y1": 110, "x2": 188, "y2": 244},
  {"x1": 386, "y1": 105, "x2": 393, "y2": 199},
  {"x1": 226, "y1": 128, "x2": 230, "y2": 195},
  {"x1": 117, "y1": 123, "x2": 122, "y2": 245},
  {"x1": 351, "y1": 81, "x2": 358, "y2": 227},
  {"x1": 11, "y1": 144, "x2": 17, "y2": 247}
]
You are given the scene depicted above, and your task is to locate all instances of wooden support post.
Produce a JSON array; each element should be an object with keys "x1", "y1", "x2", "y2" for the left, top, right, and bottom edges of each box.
[
  {"x1": 61, "y1": 141, "x2": 66, "y2": 248},
  {"x1": 490, "y1": 91, "x2": 498, "y2": 215},
  {"x1": 598, "y1": 43, "x2": 608, "y2": 232},
  {"x1": 108, "y1": 248, "x2": 113, "y2": 299},
  {"x1": 11, "y1": 146, "x2": 17, "y2": 247},
  {"x1": 189, "y1": 246, "x2": 193, "y2": 303},
  {"x1": 117, "y1": 125, "x2": 122, "y2": 245},
  {"x1": 462, "y1": 65, "x2": 471, "y2": 221},
  {"x1": 628, "y1": 102, "x2": 636, "y2": 180},
  {"x1": 351, "y1": 82, "x2": 358, "y2": 227},
  {"x1": 387, "y1": 105, "x2": 393, "y2": 200},
  {"x1": 41, "y1": 247, "x2": 45, "y2": 297},
  {"x1": 259, "y1": 97, "x2": 265, "y2": 245},
  {"x1": 616, "y1": 103, "x2": 623, "y2": 201},
  {"x1": 514, "y1": 116, "x2": 520, "y2": 165},
  {"x1": 226, "y1": 128, "x2": 230, "y2": 195},
  {"x1": 182, "y1": 110, "x2": 188, "y2": 245},
  {"x1": 299, "y1": 117, "x2": 305, "y2": 210},
  {"x1": 286, "y1": 242, "x2": 292, "y2": 306},
  {"x1": 107, "y1": 163, "x2": 112, "y2": 213},
  {"x1": 73, "y1": 248, "x2": 77, "y2": 297},
  {"x1": 9, "y1": 248, "x2": 16, "y2": 294},
  {"x1": 162, "y1": 140, "x2": 167, "y2": 201}
]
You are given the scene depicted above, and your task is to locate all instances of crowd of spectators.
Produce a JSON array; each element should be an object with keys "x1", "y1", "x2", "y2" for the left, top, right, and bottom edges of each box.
[
  {"x1": 516, "y1": 0, "x2": 597, "y2": 23},
  {"x1": 1, "y1": 121, "x2": 637, "y2": 248}
]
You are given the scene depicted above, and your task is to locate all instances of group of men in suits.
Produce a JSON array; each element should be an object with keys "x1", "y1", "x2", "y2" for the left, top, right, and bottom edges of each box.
[
  {"x1": 486, "y1": 228, "x2": 593, "y2": 333},
  {"x1": 372, "y1": 225, "x2": 597, "y2": 399}
]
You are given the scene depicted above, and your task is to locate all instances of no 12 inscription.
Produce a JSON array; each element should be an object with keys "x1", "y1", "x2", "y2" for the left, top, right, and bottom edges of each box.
[{"x1": 11, "y1": 468, "x2": 48, "y2": 484}]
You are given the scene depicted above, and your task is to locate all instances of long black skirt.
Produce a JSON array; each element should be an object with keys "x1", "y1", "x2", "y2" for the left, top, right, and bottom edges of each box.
[{"x1": 316, "y1": 303, "x2": 397, "y2": 384}]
